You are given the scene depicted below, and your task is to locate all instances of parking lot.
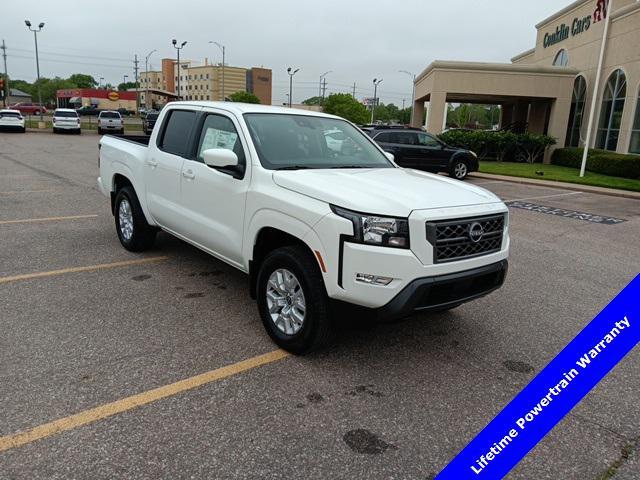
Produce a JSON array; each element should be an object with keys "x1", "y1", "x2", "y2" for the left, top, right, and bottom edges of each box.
[{"x1": 0, "y1": 131, "x2": 638, "y2": 479}]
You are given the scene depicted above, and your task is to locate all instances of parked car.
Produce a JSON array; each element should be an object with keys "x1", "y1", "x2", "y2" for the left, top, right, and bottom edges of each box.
[
  {"x1": 366, "y1": 126, "x2": 478, "y2": 180},
  {"x1": 0, "y1": 109, "x2": 26, "y2": 132},
  {"x1": 52, "y1": 108, "x2": 81, "y2": 134},
  {"x1": 117, "y1": 108, "x2": 133, "y2": 117},
  {"x1": 98, "y1": 111, "x2": 124, "y2": 135},
  {"x1": 98, "y1": 103, "x2": 509, "y2": 354},
  {"x1": 9, "y1": 102, "x2": 47, "y2": 115},
  {"x1": 142, "y1": 111, "x2": 159, "y2": 135},
  {"x1": 76, "y1": 105, "x2": 101, "y2": 116}
]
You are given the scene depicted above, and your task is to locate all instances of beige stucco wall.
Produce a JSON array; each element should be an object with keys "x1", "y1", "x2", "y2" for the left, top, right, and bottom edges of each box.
[{"x1": 516, "y1": 0, "x2": 640, "y2": 153}]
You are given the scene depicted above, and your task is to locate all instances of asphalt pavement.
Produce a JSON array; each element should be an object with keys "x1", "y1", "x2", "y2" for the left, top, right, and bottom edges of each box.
[{"x1": 0, "y1": 131, "x2": 638, "y2": 479}]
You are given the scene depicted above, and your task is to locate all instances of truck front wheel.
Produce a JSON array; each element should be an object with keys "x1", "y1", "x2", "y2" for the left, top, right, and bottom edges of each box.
[
  {"x1": 114, "y1": 186, "x2": 157, "y2": 252},
  {"x1": 256, "y1": 246, "x2": 332, "y2": 354}
]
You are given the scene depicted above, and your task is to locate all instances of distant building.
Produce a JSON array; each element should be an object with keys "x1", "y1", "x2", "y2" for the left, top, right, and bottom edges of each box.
[
  {"x1": 140, "y1": 58, "x2": 272, "y2": 107},
  {"x1": 8, "y1": 88, "x2": 31, "y2": 104},
  {"x1": 56, "y1": 89, "x2": 138, "y2": 111}
]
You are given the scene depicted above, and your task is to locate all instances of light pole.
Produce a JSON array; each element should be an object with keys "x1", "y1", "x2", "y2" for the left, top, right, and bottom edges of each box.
[
  {"x1": 399, "y1": 70, "x2": 416, "y2": 125},
  {"x1": 287, "y1": 67, "x2": 299, "y2": 108},
  {"x1": 209, "y1": 41, "x2": 225, "y2": 101},
  {"x1": 319, "y1": 70, "x2": 331, "y2": 105},
  {"x1": 24, "y1": 20, "x2": 45, "y2": 122},
  {"x1": 123, "y1": 75, "x2": 128, "y2": 90},
  {"x1": 172, "y1": 39, "x2": 187, "y2": 101},
  {"x1": 144, "y1": 49, "x2": 156, "y2": 109},
  {"x1": 99, "y1": 77, "x2": 104, "y2": 89},
  {"x1": 371, "y1": 78, "x2": 383, "y2": 123}
]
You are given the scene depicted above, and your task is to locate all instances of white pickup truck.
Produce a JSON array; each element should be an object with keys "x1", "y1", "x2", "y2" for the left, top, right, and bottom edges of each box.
[{"x1": 98, "y1": 102, "x2": 509, "y2": 354}]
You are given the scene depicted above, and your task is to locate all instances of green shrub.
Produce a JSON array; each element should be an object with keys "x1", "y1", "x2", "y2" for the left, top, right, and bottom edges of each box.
[
  {"x1": 439, "y1": 130, "x2": 555, "y2": 163},
  {"x1": 551, "y1": 148, "x2": 640, "y2": 179}
]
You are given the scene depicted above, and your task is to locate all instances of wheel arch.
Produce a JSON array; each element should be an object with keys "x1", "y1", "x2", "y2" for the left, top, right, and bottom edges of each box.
[{"x1": 109, "y1": 168, "x2": 155, "y2": 225}]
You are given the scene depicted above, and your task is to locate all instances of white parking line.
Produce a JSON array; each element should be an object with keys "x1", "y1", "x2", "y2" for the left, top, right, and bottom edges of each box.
[{"x1": 504, "y1": 191, "x2": 583, "y2": 203}]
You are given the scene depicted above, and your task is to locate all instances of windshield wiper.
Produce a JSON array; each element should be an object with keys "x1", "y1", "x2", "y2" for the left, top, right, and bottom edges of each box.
[{"x1": 276, "y1": 165, "x2": 312, "y2": 171}]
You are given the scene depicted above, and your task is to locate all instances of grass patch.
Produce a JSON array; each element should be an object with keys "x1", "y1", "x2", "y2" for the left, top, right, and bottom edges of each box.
[{"x1": 479, "y1": 161, "x2": 640, "y2": 193}]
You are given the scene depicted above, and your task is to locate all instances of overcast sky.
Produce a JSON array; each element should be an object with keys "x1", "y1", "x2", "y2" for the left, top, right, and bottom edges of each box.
[{"x1": 3, "y1": 0, "x2": 565, "y2": 106}]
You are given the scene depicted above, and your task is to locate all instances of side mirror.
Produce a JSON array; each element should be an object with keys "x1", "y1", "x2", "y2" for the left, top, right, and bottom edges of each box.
[
  {"x1": 384, "y1": 151, "x2": 395, "y2": 162},
  {"x1": 202, "y1": 148, "x2": 239, "y2": 169}
]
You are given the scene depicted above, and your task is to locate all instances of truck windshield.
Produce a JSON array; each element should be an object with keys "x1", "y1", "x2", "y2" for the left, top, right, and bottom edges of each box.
[{"x1": 243, "y1": 113, "x2": 393, "y2": 170}]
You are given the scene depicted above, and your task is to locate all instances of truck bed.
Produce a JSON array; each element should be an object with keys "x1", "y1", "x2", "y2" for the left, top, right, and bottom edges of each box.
[{"x1": 104, "y1": 134, "x2": 151, "y2": 146}]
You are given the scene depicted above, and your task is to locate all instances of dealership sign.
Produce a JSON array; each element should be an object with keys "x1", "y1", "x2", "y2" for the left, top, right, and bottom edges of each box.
[{"x1": 543, "y1": 0, "x2": 608, "y2": 48}]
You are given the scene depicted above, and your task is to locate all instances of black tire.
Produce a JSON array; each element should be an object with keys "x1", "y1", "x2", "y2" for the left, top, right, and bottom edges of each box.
[
  {"x1": 97, "y1": 128, "x2": 102, "y2": 135},
  {"x1": 449, "y1": 159, "x2": 469, "y2": 180},
  {"x1": 114, "y1": 186, "x2": 157, "y2": 252},
  {"x1": 20, "y1": 127, "x2": 26, "y2": 133},
  {"x1": 120, "y1": 129, "x2": 125, "y2": 135},
  {"x1": 53, "y1": 127, "x2": 58, "y2": 134},
  {"x1": 76, "y1": 129, "x2": 81, "y2": 135},
  {"x1": 256, "y1": 245, "x2": 332, "y2": 354}
]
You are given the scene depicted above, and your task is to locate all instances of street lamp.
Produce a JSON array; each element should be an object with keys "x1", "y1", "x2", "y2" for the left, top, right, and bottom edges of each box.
[
  {"x1": 287, "y1": 67, "x2": 299, "y2": 108},
  {"x1": 144, "y1": 49, "x2": 157, "y2": 110},
  {"x1": 399, "y1": 70, "x2": 416, "y2": 125},
  {"x1": 209, "y1": 41, "x2": 225, "y2": 101},
  {"x1": 123, "y1": 75, "x2": 128, "y2": 90},
  {"x1": 319, "y1": 70, "x2": 332, "y2": 105},
  {"x1": 24, "y1": 20, "x2": 45, "y2": 122},
  {"x1": 172, "y1": 39, "x2": 187, "y2": 100},
  {"x1": 371, "y1": 78, "x2": 383, "y2": 123},
  {"x1": 99, "y1": 77, "x2": 104, "y2": 88}
]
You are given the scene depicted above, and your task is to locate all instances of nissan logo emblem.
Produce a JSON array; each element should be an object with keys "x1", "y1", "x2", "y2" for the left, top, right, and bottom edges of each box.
[{"x1": 469, "y1": 222, "x2": 484, "y2": 243}]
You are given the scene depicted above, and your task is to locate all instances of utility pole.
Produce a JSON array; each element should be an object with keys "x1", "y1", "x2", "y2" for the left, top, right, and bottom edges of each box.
[
  {"x1": 399, "y1": 70, "x2": 416, "y2": 126},
  {"x1": 352, "y1": 82, "x2": 356, "y2": 98},
  {"x1": 287, "y1": 67, "x2": 299, "y2": 108},
  {"x1": 25, "y1": 20, "x2": 45, "y2": 122},
  {"x1": 144, "y1": 49, "x2": 156, "y2": 110},
  {"x1": 319, "y1": 71, "x2": 331, "y2": 105},
  {"x1": 172, "y1": 39, "x2": 187, "y2": 101},
  {"x1": 1, "y1": 40, "x2": 8, "y2": 107},
  {"x1": 209, "y1": 42, "x2": 226, "y2": 100},
  {"x1": 321, "y1": 77, "x2": 327, "y2": 105},
  {"x1": 371, "y1": 78, "x2": 383, "y2": 124},
  {"x1": 133, "y1": 54, "x2": 139, "y2": 113}
]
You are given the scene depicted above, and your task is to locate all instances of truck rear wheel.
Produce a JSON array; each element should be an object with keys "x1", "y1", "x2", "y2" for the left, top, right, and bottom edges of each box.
[
  {"x1": 256, "y1": 245, "x2": 332, "y2": 354},
  {"x1": 114, "y1": 186, "x2": 156, "y2": 252}
]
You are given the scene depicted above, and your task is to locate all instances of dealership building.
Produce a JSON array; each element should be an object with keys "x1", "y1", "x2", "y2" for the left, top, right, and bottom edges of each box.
[{"x1": 412, "y1": 0, "x2": 640, "y2": 158}]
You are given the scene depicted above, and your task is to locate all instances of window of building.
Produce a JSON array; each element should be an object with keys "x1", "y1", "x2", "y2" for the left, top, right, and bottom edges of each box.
[
  {"x1": 206, "y1": 74, "x2": 209, "y2": 79},
  {"x1": 553, "y1": 49, "x2": 569, "y2": 67},
  {"x1": 596, "y1": 69, "x2": 627, "y2": 151},
  {"x1": 206, "y1": 95, "x2": 210, "y2": 100},
  {"x1": 159, "y1": 110, "x2": 197, "y2": 156},
  {"x1": 566, "y1": 76, "x2": 587, "y2": 147},
  {"x1": 630, "y1": 87, "x2": 640, "y2": 154}
]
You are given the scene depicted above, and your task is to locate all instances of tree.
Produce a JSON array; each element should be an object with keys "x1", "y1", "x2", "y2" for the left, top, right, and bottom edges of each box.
[
  {"x1": 117, "y1": 81, "x2": 137, "y2": 91},
  {"x1": 323, "y1": 93, "x2": 370, "y2": 124},
  {"x1": 68, "y1": 73, "x2": 97, "y2": 89},
  {"x1": 229, "y1": 91, "x2": 261, "y2": 104},
  {"x1": 8, "y1": 79, "x2": 35, "y2": 97},
  {"x1": 302, "y1": 96, "x2": 322, "y2": 105}
]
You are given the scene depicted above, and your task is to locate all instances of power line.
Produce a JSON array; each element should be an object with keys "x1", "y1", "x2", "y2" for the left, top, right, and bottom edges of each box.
[
  {"x1": 10, "y1": 47, "x2": 131, "y2": 63},
  {"x1": 7, "y1": 54, "x2": 131, "y2": 69}
]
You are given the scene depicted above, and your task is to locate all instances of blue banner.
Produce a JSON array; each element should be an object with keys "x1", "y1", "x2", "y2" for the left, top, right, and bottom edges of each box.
[{"x1": 435, "y1": 274, "x2": 640, "y2": 480}]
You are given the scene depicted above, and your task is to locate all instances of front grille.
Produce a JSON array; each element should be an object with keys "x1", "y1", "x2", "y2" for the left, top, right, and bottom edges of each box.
[{"x1": 426, "y1": 214, "x2": 505, "y2": 263}]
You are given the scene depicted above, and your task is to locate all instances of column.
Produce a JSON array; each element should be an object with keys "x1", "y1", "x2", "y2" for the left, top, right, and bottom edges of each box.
[
  {"x1": 411, "y1": 99, "x2": 425, "y2": 128},
  {"x1": 545, "y1": 98, "x2": 572, "y2": 163},
  {"x1": 425, "y1": 91, "x2": 447, "y2": 135}
]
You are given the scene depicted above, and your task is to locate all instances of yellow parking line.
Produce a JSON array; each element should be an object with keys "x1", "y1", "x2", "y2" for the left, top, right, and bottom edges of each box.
[
  {"x1": 0, "y1": 214, "x2": 98, "y2": 225},
  {"x1": 0, "y1": 257, "x2": 169, "y2": 285},
  {"x1": 0, "y1": 189, "x2": 57, "y2": 195},
  {"x1": 0, "y1": 349, "x2": 290, "y2": 453}
]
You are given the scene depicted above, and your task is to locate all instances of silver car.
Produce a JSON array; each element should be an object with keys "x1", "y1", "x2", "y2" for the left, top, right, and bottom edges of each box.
[{"x1": 98, "y1": 111, "x2": 124, "y2": 135}]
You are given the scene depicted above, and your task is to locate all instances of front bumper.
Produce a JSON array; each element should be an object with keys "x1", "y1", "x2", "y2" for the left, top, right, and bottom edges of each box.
[{"x1": 373, "y1": 260, "x2": 507, "y2": 321}]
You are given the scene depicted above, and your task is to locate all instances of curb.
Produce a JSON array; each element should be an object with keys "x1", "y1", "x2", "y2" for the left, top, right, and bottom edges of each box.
[{"x1": 470, "y1": 172, "x2": 640, "y2": 200}]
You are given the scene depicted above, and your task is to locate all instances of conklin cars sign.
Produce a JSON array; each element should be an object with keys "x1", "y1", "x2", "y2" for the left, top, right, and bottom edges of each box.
[{"x1": 543, "y1": 0, "x2": 608, "y2": 48}]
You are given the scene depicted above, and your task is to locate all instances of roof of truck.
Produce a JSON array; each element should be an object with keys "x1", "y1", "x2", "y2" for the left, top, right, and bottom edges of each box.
[{"x1": 166, "y1": 101, "x2": 340, "y2": 119}]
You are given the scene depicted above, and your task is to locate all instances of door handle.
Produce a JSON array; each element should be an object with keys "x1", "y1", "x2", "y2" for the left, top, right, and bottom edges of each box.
[
  {"x1": 146, "y1": 159, "x2": 158, "y2": 168},
  {"x1": 182, "y1": 169, "x2": 195, "y2": 180}
]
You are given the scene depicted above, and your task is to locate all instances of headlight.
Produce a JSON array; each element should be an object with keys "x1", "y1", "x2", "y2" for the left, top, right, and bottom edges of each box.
[
  {"x1": 331, "y1": 205, "x2": 410, "y2": 249},
  {"x1": 469, "y1": 150, "x2": 478, "y2": 158}
]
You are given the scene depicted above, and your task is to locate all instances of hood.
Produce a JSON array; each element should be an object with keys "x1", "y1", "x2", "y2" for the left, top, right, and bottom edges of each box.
[{"x1": 272, "y1": 168, "x2": 502, "y2": 217}]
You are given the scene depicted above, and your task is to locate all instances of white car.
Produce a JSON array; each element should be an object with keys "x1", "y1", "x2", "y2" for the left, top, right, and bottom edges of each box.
[
  {"x1": 0, "y1": 109, "x2": 26, "y2": 132},
  {"x1": 98, "y1": 111, "x2": 124, "y2": 135},
  {"x1": 98, "y1": 102, "x2": 509, "y2": 354},
  {"x1": 52, "y1": 108, "x2": 81, "y2": 134}
]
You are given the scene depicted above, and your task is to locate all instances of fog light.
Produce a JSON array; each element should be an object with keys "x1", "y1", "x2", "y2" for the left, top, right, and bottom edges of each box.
[{"x1": 356, "y1": 273, "x2": 393, "y2": 286}]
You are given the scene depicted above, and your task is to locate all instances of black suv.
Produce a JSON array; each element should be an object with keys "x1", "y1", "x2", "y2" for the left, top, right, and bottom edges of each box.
[
  {"x1": 365, "y1": 126, "x2": 478, "y2": 180},
  {"x1": 143, "y1": 112, "x2": 159, "y2": 135}
]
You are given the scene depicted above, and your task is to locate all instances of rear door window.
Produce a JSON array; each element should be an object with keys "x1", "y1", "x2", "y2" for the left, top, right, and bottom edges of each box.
[
  {"x1": 417, "y1": 133, "x2": 440, "y2": 147},
  {"x1": 159, "y1": 110, "x2": 197, "y2": 156},
  {"x1": 395, "y1": 132, "x2": 418, "y2": 145}
]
